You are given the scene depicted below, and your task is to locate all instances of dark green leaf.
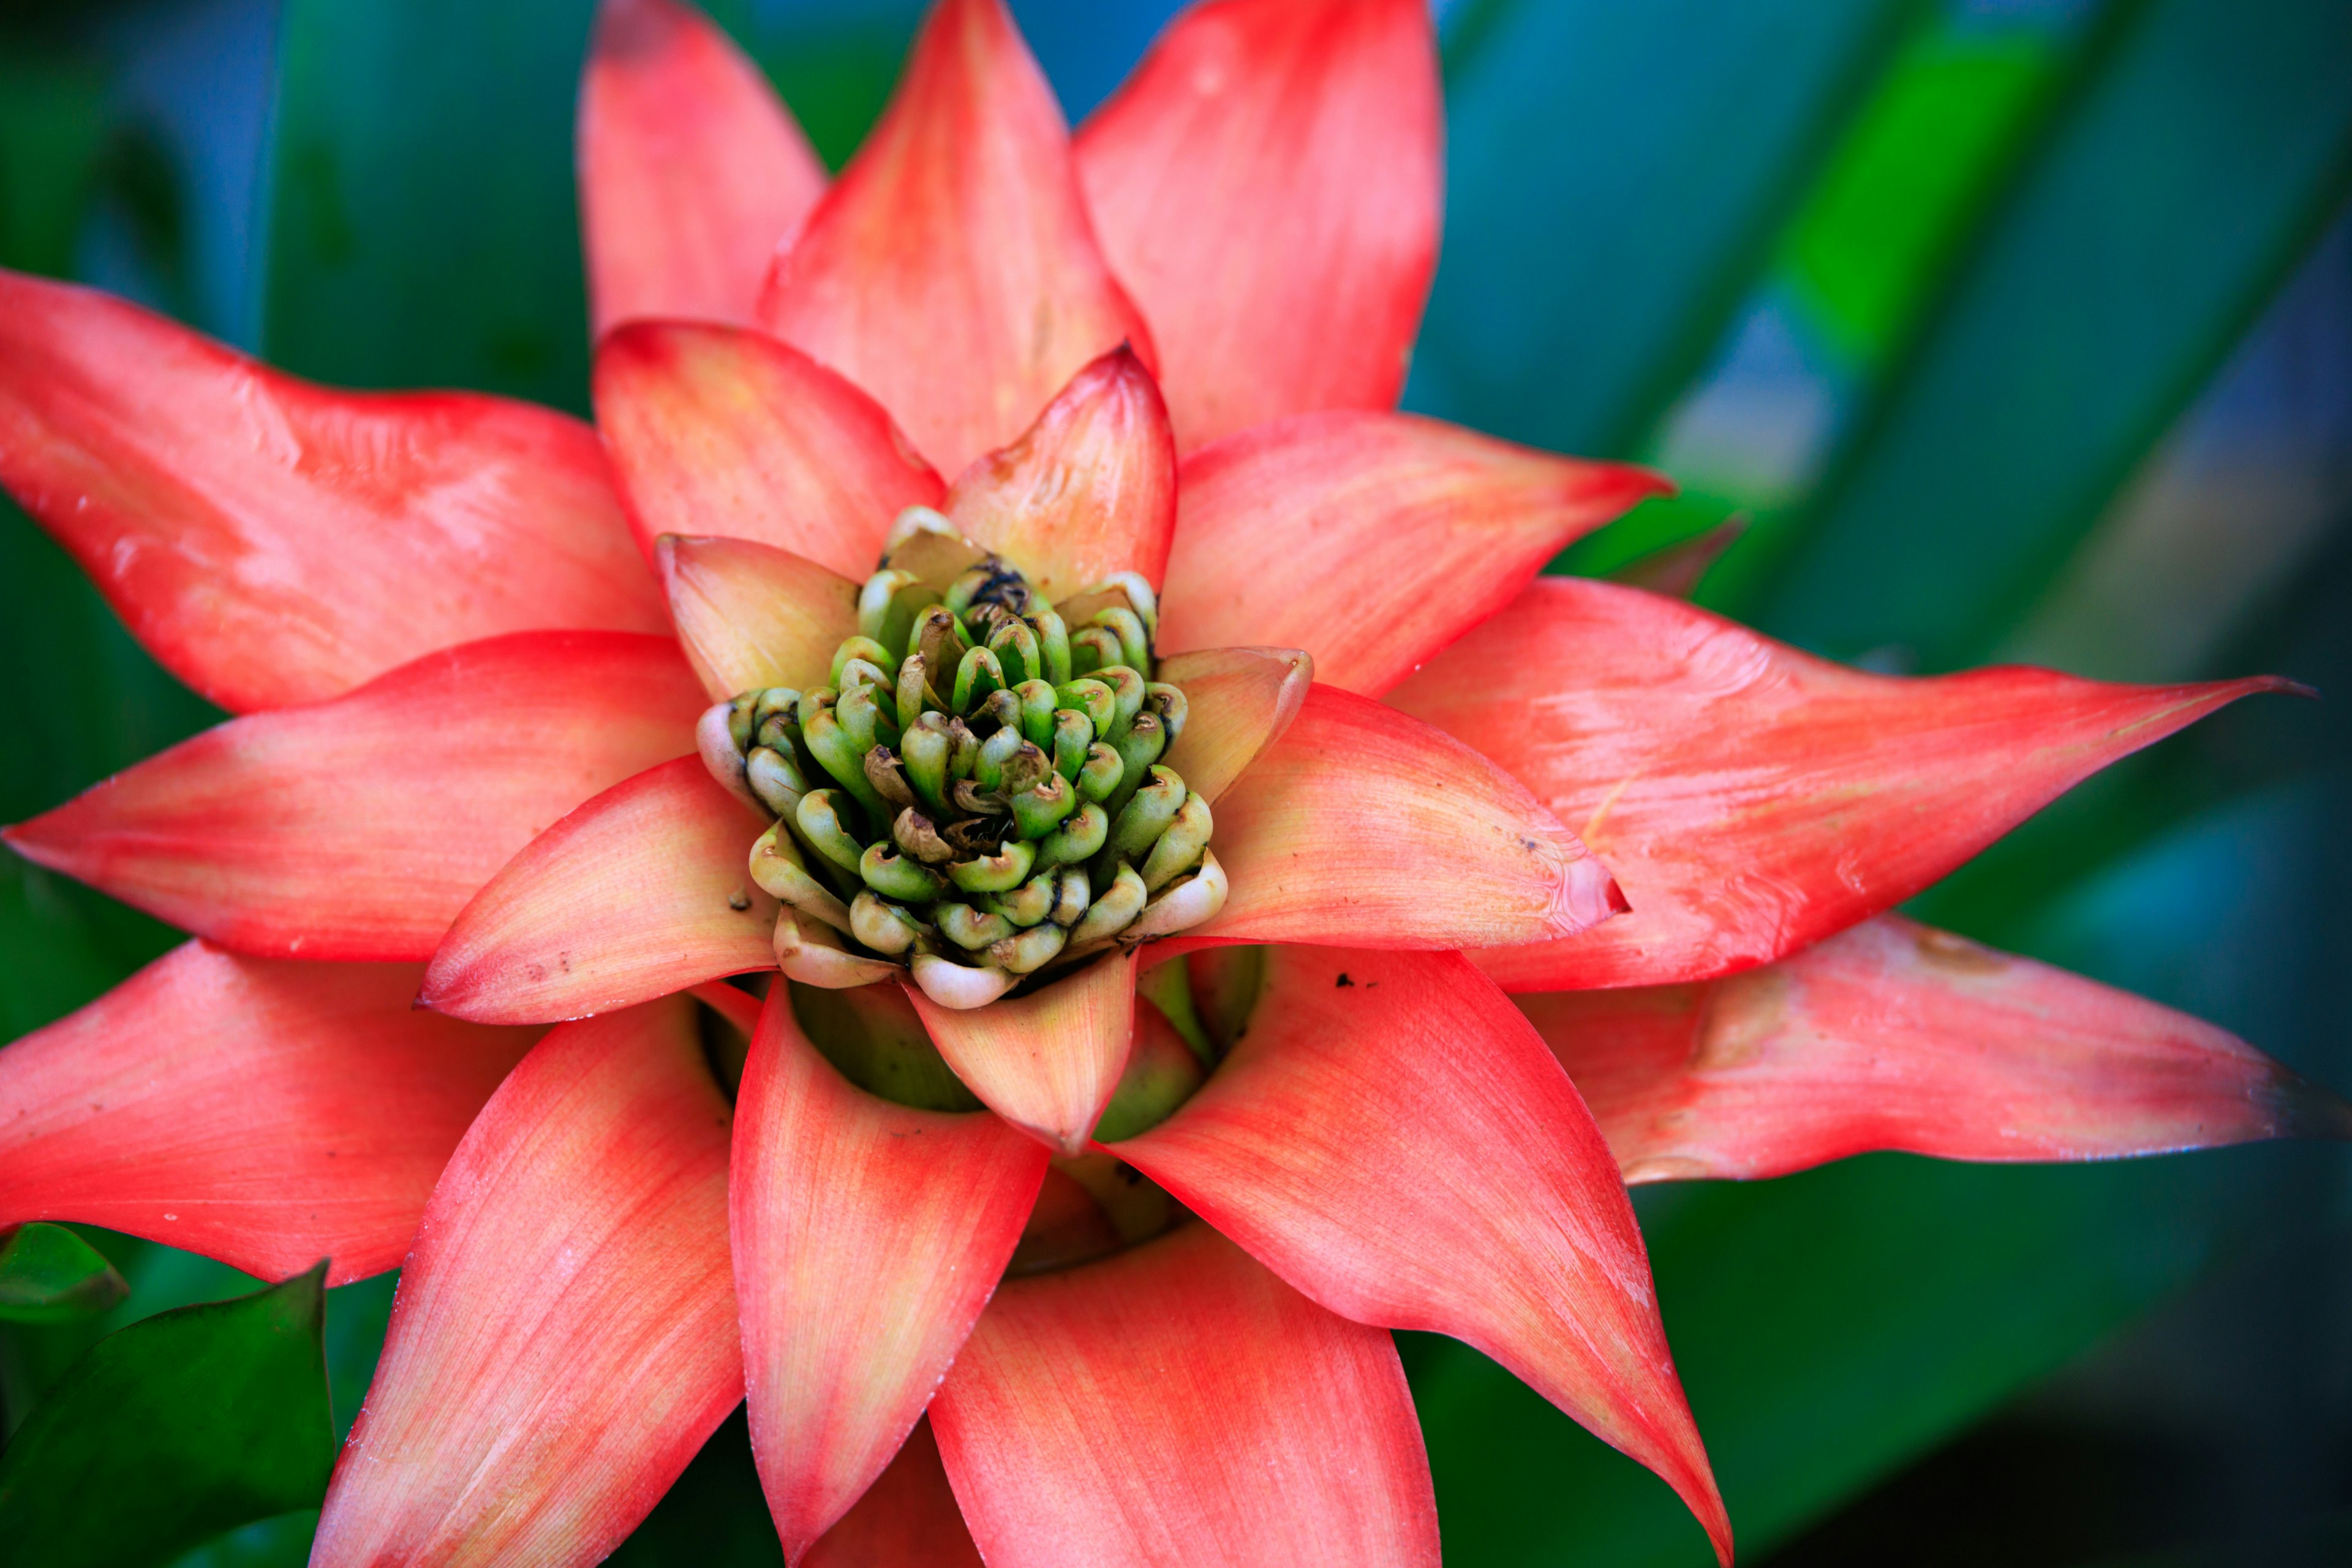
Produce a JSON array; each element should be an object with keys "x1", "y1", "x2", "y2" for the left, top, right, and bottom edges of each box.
[
  {"x1": 0, "y1": 1224, "x2": 127, "y2": 1324},
  {"x1": 0, "y1": 1264, "x2": 336, "y2": 1568},
  {"x1": 1745, "y1": 0, "x2": 2352, "y2": 666},
  {"x1": 1407, "y1": 0, "x2": 1924, "y2": 458}
]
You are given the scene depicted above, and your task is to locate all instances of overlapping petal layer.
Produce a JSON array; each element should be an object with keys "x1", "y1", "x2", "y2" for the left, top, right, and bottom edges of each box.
[
  {"x1": 422, "y1": 756, "x2": 777, "y2": 1023},
  {"x1": 756, "y1": 0, "x2": 1152, "y2": 475},
  {"x1": 1197, "y1": 683, "x2": 1625, "y2": 949},
  {"x1": 6, "y1": 631, "x2": 704, "y2": 963},
  {"x1": 906, "y1": 952, "x2": 1139, "y2": 1156},
  {"x1": 734, "y1": 985, "x2": 1046, "y2": 1558},
  {"x1": 0, "y1": 271, "x2": 663, "y2": 713},
  {"x1": 943, "y1": 347, "x2": 1175, "y2": 598},
  {"x1": 595, "y1": 321, "x2": 943, "y2": 576},
  {"x1": 1155, "y1": 646, "x2": 1313, "y2": 803},
  {"x1": 311, "y1": 997, "x2": 740, "y2": 1568},
  {"x1": 1114, "y1": 944, "x2": 1730, "y2": 1563},
  {"x1": 1074, "y1": 0, "x2": 1440, "y2": 453},
  {"x1": 0, "y1": 943, "x2": 535, "y2": 1284},
  {"x1": 804, "y1": 1420, "x2": 982, "y2": 1567},
  {"x1": 1389, "y1": 579, "x2": 2299, "y2": 990},
  {"x1": 931, "y1": 1222, "x2": 1439, "y2": 1568},
  {"x1": 1157, "y1": 413, "x2": 1665, "y2": 695},
  {"x1": 578, "y1": 0, "x2": 826, "y2": 333},
  {"x1": 1528, "y1": 914, "x2": 2352, "y2": 1183},
  {"x1": 658, "y1": 533, "x2": 861, "y2": 698}
]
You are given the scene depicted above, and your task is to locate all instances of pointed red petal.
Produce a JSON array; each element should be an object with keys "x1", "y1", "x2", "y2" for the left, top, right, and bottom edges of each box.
[
  {"x1": 421, "y1": 756, "x2": 777, "y2": 1024},
  {"x1": 4, "y1": 631, "x2": 705, "y2": 963},
  {"x1": 0, "y1": 942, "x2": 534, "y2": 1285},
  {"x1": 311, "y1": 997, "x2": 739, "y2": 1568},
  {"x1": 1112, "y1": 945, "x2": 1730, "y2": 1564},
  {"x1": 931, "y1": 1222, "x2": 1438, "y2": 1568},
  {"x1": 1529, "y1": 913, "x2": 2352, "y2": 1184},
  {"x1": 1158, "y1": 413, "x2": 1664, "y2": 696},
  {"x1": 754, "y1": 0, "x2": 1153, "y2": 476},
  {"x1": 0, "y1": 270, "x2": 664, "y2": 714},
  {"x1": 1074, "y1": 0, "x2": 1439, "y2": 453},
  {"x1": 1197, "y1": 683, "x2": 1624, "y2": 949},
  {"x1": 1388, "y1": 579, "x2": 2302, "y2": 990},
  {"x1": 943, "y1": 347, "x2": 1175, "y2": 599},
  {"x1": 804, "y1": 1419, "x2": 983, "y2": 1568},
  {"x1": 904, "y1": 952, "x2": 1137, "y2": 1156},
  {"x1": 578, "y1": 0, "x2": 826, "y2": 334},
  {"x1": 595, "y1": 320, "x2": 943, "y2": 577},
  {"x1": 659, "y1": 533, "x2": 861, "y2": 699},
  {"x1": 1156, "y1": 646, "x2": 1313, "y2": 803},
  {"x1": 733, "y1": 985, "x2": 1046, "y2": 1558}
]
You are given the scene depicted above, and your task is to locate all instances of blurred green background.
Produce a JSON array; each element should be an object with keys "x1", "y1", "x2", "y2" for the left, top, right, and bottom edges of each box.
[{"x1": 1, "y1": 0, "x2": 2348, "y2": 1563}]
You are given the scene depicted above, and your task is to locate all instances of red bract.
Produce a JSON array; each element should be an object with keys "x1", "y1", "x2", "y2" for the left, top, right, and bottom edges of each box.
[{"x1": 0, "y1": 0, "x2": 2338, "y2": 1563}]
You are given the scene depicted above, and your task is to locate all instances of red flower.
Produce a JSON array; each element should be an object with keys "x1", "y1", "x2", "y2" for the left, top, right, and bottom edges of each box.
[{"x1": 0, "y1": 1, "x2": 2335, "y2": 1563}]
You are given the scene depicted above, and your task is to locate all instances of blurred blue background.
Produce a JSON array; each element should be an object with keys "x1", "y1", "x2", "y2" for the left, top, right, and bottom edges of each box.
[{"x1": 1, "y1": 0, "x2": 2348, "y2": 1563}]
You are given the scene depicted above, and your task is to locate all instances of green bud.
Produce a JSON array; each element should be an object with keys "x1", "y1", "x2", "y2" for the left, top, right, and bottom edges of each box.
[
  {"x1": 998, "y1": 741, "x2": 1053, "y2": 798},
  {"x1": 1107, "y1": 766, "x2": 1186, "y2": 864},
  {"x1": 1096, "y1": 665, "x2": 1148, "y2": 738},
  {"x1": 1035, "y1": 801, "x2": 1107, "y2": 869},
  {"x1": 984, "y1": 872, "x2": 1057, "y2": 928},
  {"x1": 748, "y1": 822, "x2": 851, "y2": 930},
  {"x1": 802, "y1": 707, "x2": 888, "y2": 818},
  {"x1": 895, "y1": 654, "x2": 931, "y2": 733},
  {"x1": 1144, "y1": 682, "x2": 1186, "y2": 744},
  {"x1": 1009, "y1": 771, "x2": 1077, "y2": 839},
  {"x1": 989, "y1": 921, "x2": 1066, "y2": 974},
  {"x1": 797, "y1": 685, "x2": 835, "y2": 731},
  {"x1": 976, "y1": 685, "x2": 1022, "y2": 737},
  {"x1": 745, "y1": 745, "x2": 809, "y2": 818},
  {"x1": 1015, "y1": 680, "x2": 1058, "y2": 747},
  {"x1": 1104, "y1": 710, "x2": 1167, "y2": 818},
  {"x1": 850, "y1": 890, "x2": 926, "y2": 955},
  {"x1": 952, "y1": 644, "x2": 1005, "y2": 712},
  {"x1": 861, "y1": 842, "x2": 947, "y2": 903},
  {"x1": 1033, "y1": 605, "x2": 1072, "y2": 686},
  {"x1": 916, "y1": 605, "x2": 970, "y2": 679},
  {"x1": 795, "y1": 790, "x2": 866, "y2": 875},
  {"x1": 831, "y1": 635, "x2": 895, "y2": 691},
  {"x1": 1076, "y1": 743, "x2": 1124, "y2": 804},
  {"x1": 1055, "y1": 678, "x2": 1115, "y2": 734},
  {"x1": 836, "y1": 684, "x2": 897, "y2": 755},
  {"x1": 989, "y1": 619, "x2": 1041, "y2": 687},
  {"x1": 900, "y1": 721, "x2": 951, "y2": 816},
  {"x1": 1050, "y1": 708, "x2": 1093, "y2": 780},
  {"x1": 1068, "y1": 862, "x2": 1147, "y2": 944},
  {"x1": 1050, "y1": 865, "x2": 1091, "y2": 926},
  {"x1": 974, "y1": 725, "x2": 1025, "y2": 790},
  {"x1": 1140, "y1": 791, "x2": 1212, "y2": 892},
  {"x1": 936, "y1": 901, "x2": 1016, "y2": 950},
  {"x1": 946, "y1": 717, "x2": 981, "y2": 780},
  {"x1": 726, "y1": 691, "x2": 760, "y2": 754},
  {"x1": 949, "y1": 837, "x2": 1036, "y2": 893},
  {"x1": 752, "y1": 686, "x2": 801, "y2": 737},
  {"x1": 951, "y1": 777, "x2": 1006, "y2": 817},
  {"x1": 1087, "y1": 607, "x2": 1151, "y2": 676},
  {"x1": 1069, "y1": 625, "x2": 1123, "y2": 676},
  {"x1": 858, "y1": 568, "x2": 920, "y2": 646}
]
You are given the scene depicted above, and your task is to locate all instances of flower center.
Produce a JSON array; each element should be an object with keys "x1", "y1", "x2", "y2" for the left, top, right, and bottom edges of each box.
[{"x1": 705, "y1": 508, "x2": 1223, "y2": 1001}]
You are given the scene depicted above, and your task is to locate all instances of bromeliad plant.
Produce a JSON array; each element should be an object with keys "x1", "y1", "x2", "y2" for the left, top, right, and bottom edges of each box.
[{"x1": 0, "y1": 0, "x2": 2342, "y2": 1562}]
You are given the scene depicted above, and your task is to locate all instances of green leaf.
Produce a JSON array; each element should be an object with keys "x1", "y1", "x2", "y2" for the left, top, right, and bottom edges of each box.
[
  {"x1": 1407, "y1": 0, "x2": 1924, "y2": 458},
  {"x1": 0, "y1": 1225, "x2": 128, "y2": 1324},
  {"x1": 1744, "y1": 0, "x2": 2352, "y2": 667},
  {"x1": 0, "y1": 1264, "x2": 336, "y2": 1568}
]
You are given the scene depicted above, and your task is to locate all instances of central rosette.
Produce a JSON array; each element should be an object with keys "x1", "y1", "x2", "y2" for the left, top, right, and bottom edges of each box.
[{"x1": 703, "y1": 508, "x2": 1224, "y2": 1009}]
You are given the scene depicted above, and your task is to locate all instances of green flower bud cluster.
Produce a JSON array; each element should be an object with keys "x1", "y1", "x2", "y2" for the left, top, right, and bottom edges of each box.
[{"x1": 726, "y1": 510, "x2": 1221, "y2": 987}]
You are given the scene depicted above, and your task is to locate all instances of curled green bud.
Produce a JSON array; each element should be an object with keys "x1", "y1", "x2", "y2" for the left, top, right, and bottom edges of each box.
[
  {"x1": 752, "y1": 686, "x2": 801, "y2": 734},
  {"x1": 1035, "y1": 801, "x2": 1107, "y2": 869},
  {"x1": 989, "y1": 921, "x2": 1066, "y2": 974},
  {"x1": 1033, "y1": 605, "x2": 1072, "y2": 685},
  {"x1": 1069, "y1": 862, "x2": 1147, "y2": 944},
  {"x1": 1105, "y1": 710, "x2": 1167, "y2": 816},
  {"x1": 1127, "y1": 849, "x2": 1228, "y2": 941},
  {"x1": 910, "y1": 954, "x2": 1017, "y2": 1009},
  {"x1": 1096, "y1": 665, "x2": 1148, "y2": 738},
  {"x1": 699, "y1": 702, "x2": 757, "y2": 809},
  {"x1": 953, "y1": 644, "x2": 1005, "y2": 711},
  {"x1": 1069, "y1": 625, "x2": 1123, "y2": 676},
  {"x1": 795, "y1": 790, "x2": 866, "y2": 875},
  {"x1": 1087, "y1": 607, "x2": 1150, "y2": 676},
  {"x1": 1144, "y1": 682, "x2": 1186, "y2": 743},
  {"x1": 936, "y1": 901, "x2": 1016, "y2": 950},
  {"x1": 989, "y1": 619, "x2": 1041, "y2": 687},
  {"x1": 900, "y1": 721, "x2": 951, "y2": 816},
  {"x1": 985, "y1": 872, "x2": 1057, "y2": 928},
  {"x1": 836, "y1": 684, "x2": 897, "y2": 755},
  {"x1": 803, "y1": 707, "x2": 890, "y2": 819},
  {"x1": 1140, "y1": 791, "x2": 1213, "y2": 892},
  {"x1": 916, "y1": 605, "x2": 970, "y2": 678},
  {"x1": 797, "y1": 685, "x2": 835, "y2": 730},
  {"x1": 895, "y1": 654, "x2": 931, "y2": 732},
  {"x1": 1015, "y1": 680, "x2": 1058, "y2": 747},
  {"x1": 861, "y1": 842, "x2": 947, "y2": 903},
  {"x1": 1050, "y1": 708, "x2": 1093, "y2": 780},
  {"x1": 1009, "y1": 771, "x2": 1077, "y2": 839},
  {"x1": 951, "y1": 777, "x2": 1006, "y2": 816},
  {"x1": 946, "y1": 717, "x2": 981, "y2": 780},
  {"x1": 998, "y1": 741, "x2": 1053, "y2": 799},
  {"x1": 1055, "y1": 678, "x2": 1115, "y2": 735},
  {"x1": 975, "y1": 685, "x2": 1022, "y2": 737},
  {"x1": 748, "y1": 822, "x2": 851, "y2": 931},
  {"x1": 893, "y1": 807, "x2": 956, "y2": 865},
  {"x1": 850, "y1": 890, "x2": 925, "y2": 955},
  {"x1": 950, "y1": 837, "x2": 1036, "y2": 893},
  {"x1": 858, "y1": 568, "x2": 920, "y2": 645},
  {"x1": 1050, "y1": 865, "x2": 1091, "y2": 926},
  {"x1": 1076, "y1": 742, "x2": 1124, "y2": 804},
  {"x1": 862, "y1": 746, "x2": 916, "y2": 812},
  {"x1": 831, "y1": 635, "x2": 895, "y2": 690},
  {"x1": 746, "y1": 746, "x2": 809, "y2": 819},
  {"x1": 1107, "y1": 766, "x2": 1186, "y2": 864},
  {"x1": 974, "y1": 725, "x2": 1026, "y2": 790}
]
